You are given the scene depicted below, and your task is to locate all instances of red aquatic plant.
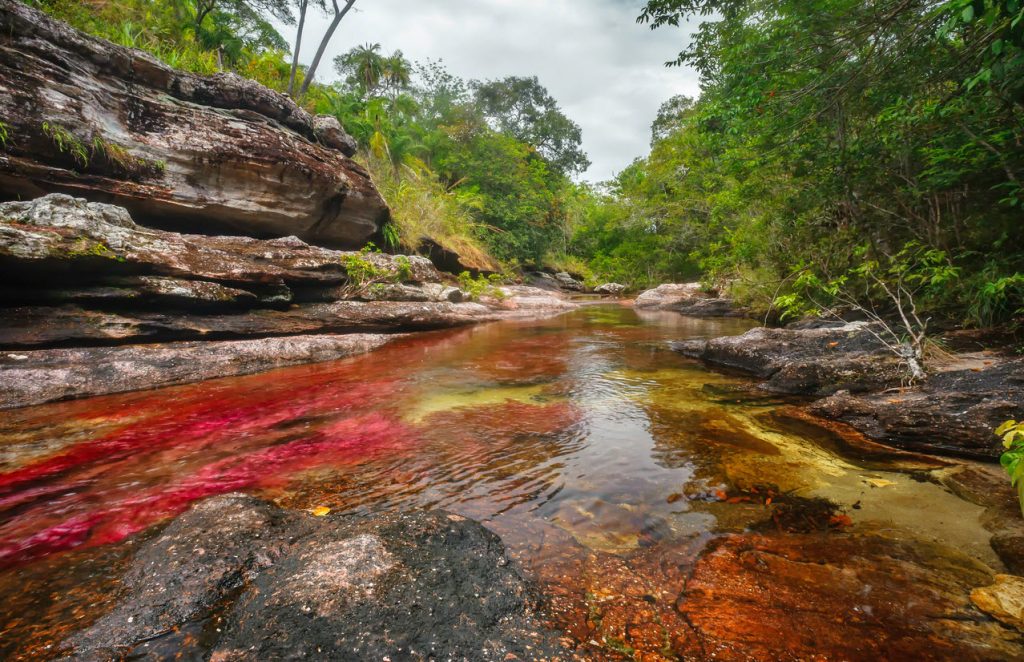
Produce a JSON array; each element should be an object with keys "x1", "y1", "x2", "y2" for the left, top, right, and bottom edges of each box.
[{"x1": 0, "y1": 412, "x2": 415, "y2": 568}]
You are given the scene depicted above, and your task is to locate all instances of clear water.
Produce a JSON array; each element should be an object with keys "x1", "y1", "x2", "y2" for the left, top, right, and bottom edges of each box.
[{"x1": 0, "y1": 305, "x2": 1010, "y2": 659}]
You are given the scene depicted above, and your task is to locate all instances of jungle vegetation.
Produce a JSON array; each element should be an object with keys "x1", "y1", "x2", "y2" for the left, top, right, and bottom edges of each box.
[{"x1": 27, "y1": 0, "x2": 1024, "y2": 328}]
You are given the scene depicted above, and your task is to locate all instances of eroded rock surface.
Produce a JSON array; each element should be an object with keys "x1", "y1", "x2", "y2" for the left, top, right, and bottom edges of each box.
[
  {"x1": 673, "y1": 321, "x2": 902, "y2": 395},
  {"x1": 811, "y1": 360, "x2": 1024, "y2": 457},
  {"x1": 635, "y1": 283, "x2": 747, "y2": 317},
  {"x1": 0, "y1": 333, "x2": 397, "y2": 409},
  {"x1": 66, "y1": 495, "x2": 561, "y2": 661},
  {"x1": 0, "y1": 0, "x2": 386, "y2": 247},
  {"x1": 0, "y1": 195, "x2": 577, "y2": 408}
]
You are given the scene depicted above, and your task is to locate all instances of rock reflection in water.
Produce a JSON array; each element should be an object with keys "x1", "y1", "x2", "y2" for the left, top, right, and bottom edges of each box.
[{"x1": 0, "y1": 306, "x2": 1021, "y2": 660}]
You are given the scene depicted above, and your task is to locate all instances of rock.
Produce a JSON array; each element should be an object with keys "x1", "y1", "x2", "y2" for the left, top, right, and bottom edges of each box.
[
  {"x1": 554, "y1": 271, "x2": 584, "y2": 291},
  {"x1": 311, "y1": 114, "x2": 357, "y2": 156},
  {"x1": 359, "y1": 282, "x2": 465, "y2": 303},
  {"x1": 634, "y1": 283, "x2": 705, "y2": 309},
  {"x1": 672, "y1": 321, "x2": 904, "y2": 395},
  {"x1": 678, "y1": 532, "x2": 1022, "y2": 659},
  {"x1": 674, "y1": 297, "x2": 748, "y2": 318},
  {"x1": 0, "y1": 301, "x2": 496, "y2": 348},
  {"x1": 0, "y1": 333, "x2": 397, "y2": 409},
  {"x1": 0, "y1": 1, "x2": 387, "y2": 248},
  {"x1": 810, "y1": 359, "x2": 1024, "y2": 458},
  {"x1": 0, "y1": 195, "x2": 438, "y2": 291},
  {"x1": 524, "y1": 271, "x2": 562, "y2": 292},
  {"x1": 66, "y1": 495, "x2": 561, "y2": 660},
  {"x1": 594, "y1": 282, "x2": 626, "y2": 296},
  {"x1": 490, "y1": 285, "x2": 578, "y2": 313},
  {"x1": 971, "y1": 575, "x2": 1024, "y2": 632},
  {"x1": 419, "y1": 237, "x2": 500, "y2": 277}
]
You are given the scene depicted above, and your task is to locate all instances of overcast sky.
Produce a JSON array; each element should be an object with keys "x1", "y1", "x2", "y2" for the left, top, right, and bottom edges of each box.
[{"x1": 279, "y1": 0, "x2": 700, "y2": 182}]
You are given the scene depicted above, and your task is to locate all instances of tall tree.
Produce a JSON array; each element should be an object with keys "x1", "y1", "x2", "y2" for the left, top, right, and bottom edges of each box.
[
  {"x1": 472, "y1": 76, "x2": 590, "y2": 176},
  {"x1": 298, "y1": 0, "x2": 356, "y2": 97},
  {"x1": 287, "y1": 0, "x2": 326, "y2": 96}
]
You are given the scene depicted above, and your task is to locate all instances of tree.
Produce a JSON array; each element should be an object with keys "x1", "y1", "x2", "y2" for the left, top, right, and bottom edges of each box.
[
  {"x1": 298, "y1": 0, "x2": 356, "y2": 98},
  {"x1": 649, "y1": 94, "x2": 694, "y2": 145},
  {"x1": 472, "y1": 76, "x2": 590, "y2": 176},
  {"x1": 287, "y1": 0, "x2": 326, "y2": 96},
  {"x1": 334, "y1": 42, "x2": 384, "y2": 97}
]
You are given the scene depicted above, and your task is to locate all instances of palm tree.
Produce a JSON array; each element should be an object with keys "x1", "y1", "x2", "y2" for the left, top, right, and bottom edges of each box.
[
  {"x1": 334, "y1": 43, "x2": 384, "y2": 98},
  {"x1": 382, "y1": 50, "x2": 412, "y2": 101}
]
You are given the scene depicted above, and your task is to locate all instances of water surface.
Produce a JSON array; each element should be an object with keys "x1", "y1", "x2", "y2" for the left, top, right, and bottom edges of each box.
[{"x1": 0, "y1": 306, "x2": 1010, "y2": 659}]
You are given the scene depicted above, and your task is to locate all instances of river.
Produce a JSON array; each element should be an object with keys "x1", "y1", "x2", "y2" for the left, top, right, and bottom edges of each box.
[{"x1": 0, "y1": 305, "x2": 1013, "y2": 659}]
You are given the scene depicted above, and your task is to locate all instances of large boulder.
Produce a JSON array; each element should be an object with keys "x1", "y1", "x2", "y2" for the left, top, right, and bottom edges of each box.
[
  {"x1": 594, "y1": 282, "x2": 626, "y2": 296},
  {"x1": 634, "y1": 283, "x2": 705, "y2": 308},
  {"x1": 65, "y1": 495, "x2": 561, "y2": 660},
  {"x1": 0, "y1": 0, "x2": 386, "y2": 247},
  {"x1": 635, "y1": 282, "x2": 747, "y2": 317},
  {"x1": 810, "y1": 359, "x2": 1024, "y2": 457}
]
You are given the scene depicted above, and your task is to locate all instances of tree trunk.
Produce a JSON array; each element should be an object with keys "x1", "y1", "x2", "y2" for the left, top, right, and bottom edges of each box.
[
  {"x1": 287, "y1": 0, "x2": 308, "y2": 97},
  {"x1": 298, "y1": 0, "x2": 356, "y2": 98}
]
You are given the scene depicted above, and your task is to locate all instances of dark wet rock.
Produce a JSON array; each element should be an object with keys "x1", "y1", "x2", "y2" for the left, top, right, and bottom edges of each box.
[
  {"x1": 66, "y1": 495, "x2": 561, "y2": 661},
  {"x1": 419, "y1": 237, "x2": 500, "y2": 277},
  {"x1": 0, "y1": 333, "x2": 397, "y2": 409},
  {"x1": 0, "y1": 0, "x2": 387, "y2": 247},
  {"x1": 672, "y1": 321, "x2": 903, "y2": 395},
  {"x1": 678, "y1": 532, "x2": 1023, "y2": 659},
  {"x1": 524, "y1": 271, "x2": 562, "y2": 292},
  {"x1": 594, "y1": 282, "x2": 626, "y2": 296},
  {"x1": 673, "y1": 296, "x2": 748, "y2": 318},
  {"x1": 811, "y1": 359, "x2": 1024, "y2": 458},
  {"x1": 554, "y1": 271, "x2": 584, "y2": 291}
]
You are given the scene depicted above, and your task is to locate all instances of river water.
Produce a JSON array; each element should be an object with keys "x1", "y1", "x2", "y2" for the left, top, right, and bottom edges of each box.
[{"x1": 0, "y1": 305, "x2": 1015, "y2": 659}]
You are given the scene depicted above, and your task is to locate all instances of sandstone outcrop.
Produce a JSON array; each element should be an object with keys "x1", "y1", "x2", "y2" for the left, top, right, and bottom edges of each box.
[
  {"x1": 0, "y1": 195, "x2": 577, "y2": 408},
  {"x1": 0, "y1": 0, "x2": 386, "y2": 247}
]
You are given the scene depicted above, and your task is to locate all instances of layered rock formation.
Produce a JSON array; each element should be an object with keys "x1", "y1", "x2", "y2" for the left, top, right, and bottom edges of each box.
[
  {"x1": 0, "y1": 195, "x2": 576, "y2": 408},
  {"x1": 673, "y1": 320, "x2": 1024, "y2": 457},
  {"x1": 65, "y1": 494, "x2": 561, "y2": 660},
  {"x1": 0, "y1": 0, "x2": 386, "y2": 247}
]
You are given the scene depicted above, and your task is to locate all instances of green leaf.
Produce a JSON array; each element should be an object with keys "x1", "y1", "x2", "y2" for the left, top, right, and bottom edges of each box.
[{"x1": 961, "y1": 6, "x2": 974, "y2": 22}]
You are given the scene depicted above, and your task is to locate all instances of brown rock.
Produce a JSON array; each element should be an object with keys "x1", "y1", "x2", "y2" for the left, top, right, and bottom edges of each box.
[
  {"x1": 0, "y1": 0, "x2": 386, "y2": 247},
  {"x1": 678, "y1": 532, "x2": 1022, "y2": 659},
  {"x1": 972, "y1": 575, "x2": 1024, "y2": 632}
]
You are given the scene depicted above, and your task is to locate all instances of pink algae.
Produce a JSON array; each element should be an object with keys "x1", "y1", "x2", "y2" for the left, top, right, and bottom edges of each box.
[{"x1": 0, "y1": 368, "x2": 413, "y2": 569}]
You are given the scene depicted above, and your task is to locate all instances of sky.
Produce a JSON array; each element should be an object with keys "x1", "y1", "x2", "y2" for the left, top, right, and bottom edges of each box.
[{"x1": 278, "y1": 0, "x2": 701, "y2": 182}]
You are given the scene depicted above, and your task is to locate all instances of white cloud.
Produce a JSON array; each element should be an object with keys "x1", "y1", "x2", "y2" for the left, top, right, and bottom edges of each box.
[{"x1": 279, "y1": 0, "x2": 700, "y2": 181}]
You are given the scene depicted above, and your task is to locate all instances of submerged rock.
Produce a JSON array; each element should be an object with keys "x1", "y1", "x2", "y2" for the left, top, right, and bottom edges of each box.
[
  {"x1": 971, "y1": 575, "x2": 1024, "y2": 633},
  {"x1": 678, "y1": 532, "x2": 1022, "y2": 659},
  {"x1": 65, "y1": 495, "x2": 561, "y2": 660},
  {"x1": 0, "y1": 0, "x2": 386, "y2": 247}
]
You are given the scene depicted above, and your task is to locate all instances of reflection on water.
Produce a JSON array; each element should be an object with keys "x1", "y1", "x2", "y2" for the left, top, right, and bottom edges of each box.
[{"x1": 0, "y1": 306, "x2": 1012, "y2": 659}]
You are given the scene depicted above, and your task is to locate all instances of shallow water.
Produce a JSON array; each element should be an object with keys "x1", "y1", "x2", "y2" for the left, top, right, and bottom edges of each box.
[{"x1": 0, "y1": 305, "x2": 1013, "y2": 659}]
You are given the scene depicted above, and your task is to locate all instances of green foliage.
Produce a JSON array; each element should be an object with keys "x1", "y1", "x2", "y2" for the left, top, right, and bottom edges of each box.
[
  {"x1": 566, "y1": 0, "x2": 1023, "y2": 319},
  {"x1": 0, "y1": 120, "x2": 9, "y2": 148},
  {"x1": 41, "y1": 122, "x2": 89, "y2": 167},
  {"x1": 997, "y1": 420, "x2": 1024, "y2": 517},
  {"x1": 457, "y1": 271, "x2": 506, "y2": 301}
]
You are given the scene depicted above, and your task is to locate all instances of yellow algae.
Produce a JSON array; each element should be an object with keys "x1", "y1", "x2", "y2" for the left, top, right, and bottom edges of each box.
[{"x1": 403, "y1": 383, "x2": 562, "y2": 423}]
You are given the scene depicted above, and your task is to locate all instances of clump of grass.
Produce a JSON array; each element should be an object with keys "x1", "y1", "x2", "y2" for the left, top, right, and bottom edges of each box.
[
  {"x1": 0, "y1": 120, "x2": 9, "y2": 148},
  {"x1": 42, "y1": 121, "x2": 89, "y2": 167},
  {"x1": 363, "y1": 151, "x2": 499, "y2": 273}
]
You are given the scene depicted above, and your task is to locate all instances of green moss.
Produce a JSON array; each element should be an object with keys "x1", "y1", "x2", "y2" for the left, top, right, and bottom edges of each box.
[{"x1": 66, "y1": 239, "x2": 126, "y2": 262}]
